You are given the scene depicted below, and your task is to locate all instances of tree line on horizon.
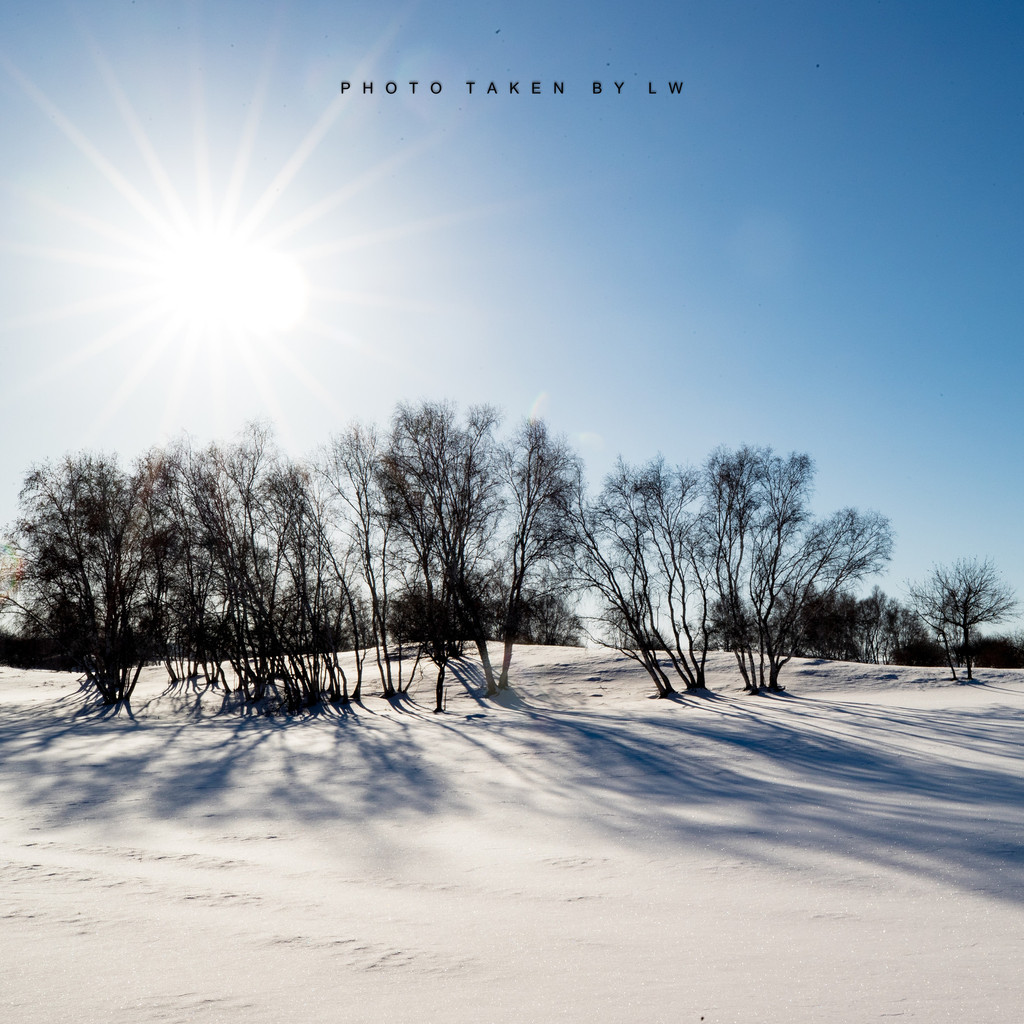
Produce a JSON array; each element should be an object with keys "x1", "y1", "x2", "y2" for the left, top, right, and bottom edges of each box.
[{"x1": 0, "y1": 400, "x2": 1016, "y2": 711}]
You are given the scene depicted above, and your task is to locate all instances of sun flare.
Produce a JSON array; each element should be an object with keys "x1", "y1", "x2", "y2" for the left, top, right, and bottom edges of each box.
[
  {"x1": 156, "y1": 230, "x2": 309, "y2": 337},
  {"x1": 3, "y1": 33, "x2": 434, "y2": 436}
]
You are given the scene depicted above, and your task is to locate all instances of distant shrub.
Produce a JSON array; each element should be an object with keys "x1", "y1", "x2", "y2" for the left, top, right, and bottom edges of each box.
[
  {"x1": 890, "y1": 638, "x2": 947, "y2": 667},
  {"x1": 511, "y1": 591, "x2": 584, "y2": 647},
  {"x1": 0, "y1": 628, "x2": 78, "y2": 671},
  {"x1": 972, "y1": 635, "x2": 1024, "y2": 669}
]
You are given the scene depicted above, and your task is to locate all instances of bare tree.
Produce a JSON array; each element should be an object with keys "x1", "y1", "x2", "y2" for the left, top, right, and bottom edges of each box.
[
  {"x1": 568, "y1": 464, "x2": 678, "y2": 697},
  {"x1": 568, "y1": 457, "x2": 711, "y2": 697},
  {"x1": 507, "y1": 590, "x2": 583, "y2": 647},
  {"x1": 266, "y1": 460, "x2": 356, "y2": 708},
  {"x1": 855, "y1": 586, "x2": 893, "y2": 664},
  {"x1": 636, "y1": 457, "x2": 714, "y2": 689},
  {"x1": 704, "y1": 446, "x2": 763, "y2": 691},
  {"x1": 908, "y1": 558, "x2": 1017, "y2": 681},
  {"x1": 495, "y1": 418, "x2": 580, "y2": 689},
  {"x1": 791, "y1": 589, "x2": 863, "y2": 661},
  {"x1": 748, "y1": 454, "x2": 893, "y2": 691},
  {"x1": 705, "y1": 447, "x2": 892, "y2": 691},
  {"x1": 138, "y1": 442, "x2": 226, "y2": 688},
  {"x1": 321, "y1": 423, "x2": 397, "y2": 698},
  {"x1": 380, "y1": 401, "x2": 503, "y2": 708},
  {"x1": 183, "y1": 425, "x2": 295, "y2": 705},
  {"x1": 174, "y1": 426, "x2": 361, "y2": 711},
  {"x1": 13, "y1": 453, "x2": 154, "y2": 707},
  {"x1": 849, "y1": 587, "x2": 928, "y2": 665}
]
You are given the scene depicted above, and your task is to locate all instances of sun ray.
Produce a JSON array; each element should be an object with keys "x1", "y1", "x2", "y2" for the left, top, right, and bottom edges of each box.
[
  {"x1": 0, "y1": 240, "x2": 163, "y2": 277},
  {"x1": 85, "y1": 39, "x2": 193, "y2": 234},
  {"x1": 89, "y1": 319, "x2": 186, "y2": 437},
  {"x1": 0, "y1": 287, "x2": 161, "y2": 334},
  {"x1": 216, "y1": 24, "x2": 280, "y2": 232},
  {"x1": 225, "y1": 333, "x2": 291, "y2": 426},
  {"x1": 51, "y1": 301, "x2": 176, "y2": 372},
  {"x1": 2, "y1": 7, "x2": 486, "y2": 440},
  {"x1": 233, "y1": 93, "x2": 349, "y2": 242},
  {"x1": 190, "y1": 61, "x2": 216, "y2": 232},
  {"x1": 0, "y1": 55, "x2": 178, "y2": 245},
  {"x1": 1, "y1": 182, "x2": 171, "y2": 263},
  {"x1": 257, "y1": 134, "x2": 443, "y2": 249}
]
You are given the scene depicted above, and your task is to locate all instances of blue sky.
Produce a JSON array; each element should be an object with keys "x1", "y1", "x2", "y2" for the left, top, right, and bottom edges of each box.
[{"x1": 1, "y1": 1, "x2": 1023, "y2": 615}]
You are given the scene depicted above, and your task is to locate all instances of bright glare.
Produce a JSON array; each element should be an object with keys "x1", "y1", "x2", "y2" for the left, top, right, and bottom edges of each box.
[{"x1": 156, "y1": 230, "x2": 309, "y2": 336}]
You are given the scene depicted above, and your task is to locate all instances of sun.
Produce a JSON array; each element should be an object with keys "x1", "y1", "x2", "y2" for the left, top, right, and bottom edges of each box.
[
  {"x1": 155, "y1": 228, "x2": 309, "y2": 337},
  {"x1": 0, "y1": 41, "x2": 344, "y2": 428},
  {"x1": 2, "y1": 32, "x2": 445, "y2": 436}
]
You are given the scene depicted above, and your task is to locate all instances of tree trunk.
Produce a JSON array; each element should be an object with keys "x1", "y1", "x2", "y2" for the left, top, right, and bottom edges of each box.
[
  {"x1": 644, "y1": 652, "x2": 676, "y2": 697},
  {"x1": 476, "y1": 637, "x2": 498, "y2": 695},
  {"x1": 497, "y1": 635, "x2": 515, "y2": 690},
  {"x1": 434, "y1": 663, "x2": 446, "y2": 713},
  {"x1": 940, "y1": 631, "x2": 958, "y2": 681}
]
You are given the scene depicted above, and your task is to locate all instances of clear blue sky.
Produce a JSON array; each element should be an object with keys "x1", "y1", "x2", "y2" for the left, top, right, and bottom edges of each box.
[{"x1": 1, "y1": 1, "x2": 1022, "y2": 616}]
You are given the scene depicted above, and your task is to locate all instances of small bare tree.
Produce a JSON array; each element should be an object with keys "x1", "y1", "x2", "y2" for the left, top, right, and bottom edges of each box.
[{"x1": 909, "y1": 558, "x2": 1017, "y2": 681}]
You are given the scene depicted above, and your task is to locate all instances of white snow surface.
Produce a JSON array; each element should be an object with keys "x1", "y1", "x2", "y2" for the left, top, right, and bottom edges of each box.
[{"x1": 2, "y1": 647, "x2": 1022, "y2": 1023}]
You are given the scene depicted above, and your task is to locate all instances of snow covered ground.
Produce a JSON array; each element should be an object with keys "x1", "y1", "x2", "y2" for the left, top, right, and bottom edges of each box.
[{"x1": 2, "y1": 647, "x2": 1022, "y2": 1023}]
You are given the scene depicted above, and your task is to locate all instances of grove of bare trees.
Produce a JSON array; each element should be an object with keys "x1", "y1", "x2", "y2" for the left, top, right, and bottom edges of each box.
[
  {"x1": 3, "y1": 400, "x2": 1010, "y2": 712},
  {"x1": 570, "y1": 446, "x2": 893, "y2": 694}
]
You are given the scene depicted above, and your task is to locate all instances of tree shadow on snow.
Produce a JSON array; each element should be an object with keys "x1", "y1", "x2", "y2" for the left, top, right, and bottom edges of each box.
[
  {"x1": 3, "y1": 665, "x2": 1024, "y2": 905},
  {"x1": 423, "y1": 682, "x2": 1024, "y2": 904}
]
